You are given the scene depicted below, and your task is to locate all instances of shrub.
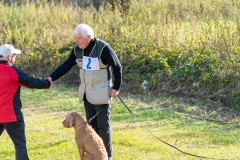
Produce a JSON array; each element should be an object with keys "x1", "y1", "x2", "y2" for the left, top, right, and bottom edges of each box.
[{"x1": 0, "y1": 0, "x2": 240, "y2": 109}]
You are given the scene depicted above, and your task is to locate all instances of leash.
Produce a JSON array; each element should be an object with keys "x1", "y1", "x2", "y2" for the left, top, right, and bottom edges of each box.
[
  {"x1": 117, "y1": 95, "x2": 232, "y2": 160},
  {"x1": 87, "y1": 104, "x2": 109, "y2": 124}
]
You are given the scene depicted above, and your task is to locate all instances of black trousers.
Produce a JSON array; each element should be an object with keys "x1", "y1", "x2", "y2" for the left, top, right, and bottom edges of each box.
[
  {"x1": 84, "y1": 95, "x2": 112, "y2": 158},
  {"x1": 0, "y1": 120, "x2": 29, "y2": 160}
]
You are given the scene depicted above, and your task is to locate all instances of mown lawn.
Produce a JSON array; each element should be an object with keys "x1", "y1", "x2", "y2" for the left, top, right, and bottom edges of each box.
[{"x1": 0, "y1": 85, "x2": 239, "y2": 160}]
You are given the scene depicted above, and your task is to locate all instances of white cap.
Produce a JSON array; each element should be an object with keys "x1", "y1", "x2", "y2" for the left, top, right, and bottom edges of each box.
[{"x1": 0, "y1": 44, "x2": 21, "y2": 57}]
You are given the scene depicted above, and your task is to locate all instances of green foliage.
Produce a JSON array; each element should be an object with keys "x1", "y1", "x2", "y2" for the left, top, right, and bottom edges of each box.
[
  {"x1": 105, "y1": 0, "x2": 131, "y2": 14},
  {"x1": 0, "y1": 0, "x2": 240, "y2": 109}
]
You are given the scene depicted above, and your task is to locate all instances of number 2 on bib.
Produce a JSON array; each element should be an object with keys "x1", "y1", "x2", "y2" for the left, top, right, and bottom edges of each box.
[{"x1": 86, "y1": 58, "x2": 91, "y2": 69}]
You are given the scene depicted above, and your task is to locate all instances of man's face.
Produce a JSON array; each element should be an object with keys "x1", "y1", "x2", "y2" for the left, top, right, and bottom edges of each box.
[
  {"x1": 8, "y1": 54, "x2": 17, "y2": 64},
  {"x1": 74, "y1": 32, "x2": 91, "y2": 49}
]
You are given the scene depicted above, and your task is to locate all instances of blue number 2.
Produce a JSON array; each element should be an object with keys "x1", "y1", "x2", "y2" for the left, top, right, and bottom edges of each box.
[{"x1": 86, "y1": 58, "x2": 91, "y2": 69}]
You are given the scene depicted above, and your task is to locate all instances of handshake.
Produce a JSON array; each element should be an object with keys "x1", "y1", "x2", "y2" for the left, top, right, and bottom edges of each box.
[{"x1": 45, "y1": 77, "x2": 53, "y2": 90}]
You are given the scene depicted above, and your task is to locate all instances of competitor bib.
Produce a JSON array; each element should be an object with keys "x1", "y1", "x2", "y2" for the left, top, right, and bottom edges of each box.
[{"x1": 82, "y1": 56, "x2": 100, "y2": 70}]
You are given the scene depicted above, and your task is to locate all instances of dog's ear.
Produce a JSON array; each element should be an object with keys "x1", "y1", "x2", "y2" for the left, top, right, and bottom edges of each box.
[{"x1": 67, "y1": 115, "x2": 75, "y2": 127}]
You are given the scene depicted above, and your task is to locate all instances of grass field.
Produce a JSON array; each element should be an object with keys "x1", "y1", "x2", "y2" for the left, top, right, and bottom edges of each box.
[{"x1": 0, "y1": 85, "x2": 239, "y2": 159}]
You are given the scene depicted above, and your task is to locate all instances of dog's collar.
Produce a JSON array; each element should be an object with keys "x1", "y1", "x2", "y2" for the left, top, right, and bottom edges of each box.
[{"x1": 76, "y1": 122, "x2": 87, "y2": 128}]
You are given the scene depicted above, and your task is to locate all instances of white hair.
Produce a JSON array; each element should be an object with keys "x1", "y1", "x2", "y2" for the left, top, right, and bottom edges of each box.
[{"x1": 73, "y1": 24, "x2": 94, "y2": 39}]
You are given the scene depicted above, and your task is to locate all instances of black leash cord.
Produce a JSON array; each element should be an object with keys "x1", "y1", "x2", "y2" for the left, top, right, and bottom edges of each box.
[
  {"x1": 117, "y1": 95, "x2": 233, "y2": 160},
  {"x1": 87, "y1": 104, "x2": 109, "y2": 124}
]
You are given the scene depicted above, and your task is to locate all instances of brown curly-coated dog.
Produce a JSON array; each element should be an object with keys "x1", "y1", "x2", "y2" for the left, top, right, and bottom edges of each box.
[{"x1": 62, "y1": 112, "x2": 108, "y2": 160}]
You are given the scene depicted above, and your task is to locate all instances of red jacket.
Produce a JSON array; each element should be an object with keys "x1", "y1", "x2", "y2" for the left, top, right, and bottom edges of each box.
[{"x1": 0, "y1": 61, "x2": 51, "y2": 123}]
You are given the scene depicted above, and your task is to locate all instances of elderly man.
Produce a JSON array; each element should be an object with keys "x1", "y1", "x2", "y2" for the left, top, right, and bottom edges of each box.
[
  {"x1": 0, "y1": 44, "x2": 52, "y2": 160},
  {"x1": 48, "y1": 24, "x2": 122, "y2": 159}
]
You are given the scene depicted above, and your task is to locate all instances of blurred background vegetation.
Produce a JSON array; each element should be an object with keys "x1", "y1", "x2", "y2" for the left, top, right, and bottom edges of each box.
[{"x1": 0, "y1": 0, "x2": 240, "y2": 109}]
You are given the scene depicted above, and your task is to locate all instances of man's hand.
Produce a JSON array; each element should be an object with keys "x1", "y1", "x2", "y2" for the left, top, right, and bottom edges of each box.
[
  {"x1": 45, "y1": 77, "x2": 53, "y2": 90},
  {"x1": 47, "y1": 77, "x2": 52, "y2": 82},
  {"x1": 109, "y1": 89, "x2": 119, "y2": 99}
]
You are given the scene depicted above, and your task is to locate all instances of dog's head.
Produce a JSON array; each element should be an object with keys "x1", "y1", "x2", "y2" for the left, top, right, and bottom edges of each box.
[
  {"x1": 62, "y1": 112, "x2": 76, "y2": 128},
  {"x1": 62, "y1": 112, "x2": 86, "y2": 128}
]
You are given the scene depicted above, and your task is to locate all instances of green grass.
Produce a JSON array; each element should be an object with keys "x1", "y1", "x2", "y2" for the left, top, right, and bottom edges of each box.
[{"x1": 0, "y1": 85, "x2": 239, "y2": 159}]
